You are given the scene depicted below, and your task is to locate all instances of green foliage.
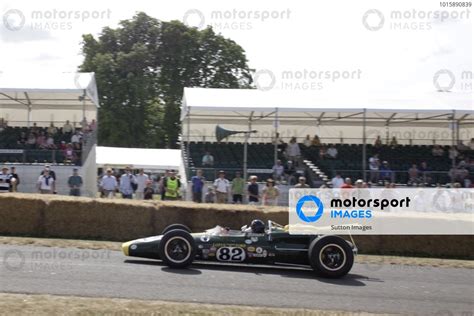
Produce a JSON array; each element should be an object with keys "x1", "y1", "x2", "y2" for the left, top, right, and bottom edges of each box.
[{"x1": 79, "y1": 12, "x2": 253, "y2": 148}]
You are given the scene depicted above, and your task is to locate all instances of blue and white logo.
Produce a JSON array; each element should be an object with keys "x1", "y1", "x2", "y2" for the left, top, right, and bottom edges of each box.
[{"x1": 296, "y1": 195, "x2": 324, "y2": 223}]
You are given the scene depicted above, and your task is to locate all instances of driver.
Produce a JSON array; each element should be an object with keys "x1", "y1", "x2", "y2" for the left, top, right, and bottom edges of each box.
[{"x1": 241, "y1": 219, "x2": 265, "y2": 234}]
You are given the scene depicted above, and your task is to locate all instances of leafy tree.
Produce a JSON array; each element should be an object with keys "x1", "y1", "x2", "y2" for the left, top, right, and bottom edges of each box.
[{"x1": 79, "y1": 12, "x2": 253, "y2": 148}]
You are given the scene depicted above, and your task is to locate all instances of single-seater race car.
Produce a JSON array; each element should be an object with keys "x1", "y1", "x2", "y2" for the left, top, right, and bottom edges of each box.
[{"x1": 122, "y1": 220, "x2": 357, "y2": 278}]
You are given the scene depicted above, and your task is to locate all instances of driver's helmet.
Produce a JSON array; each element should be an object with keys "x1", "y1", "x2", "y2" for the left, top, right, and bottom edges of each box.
[{"x1": 250, "y1": 219, "x2": 265, "y2": 233}]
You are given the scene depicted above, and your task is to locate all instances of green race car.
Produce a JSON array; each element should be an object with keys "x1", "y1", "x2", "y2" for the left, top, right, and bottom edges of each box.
[{"x1": 122, "y1": 220, "x2": 357, "y2": 278}]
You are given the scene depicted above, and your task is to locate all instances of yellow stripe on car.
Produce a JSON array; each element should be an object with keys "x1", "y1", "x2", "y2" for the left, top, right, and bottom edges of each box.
[{"x1": 122, "y1": 241, "x2": 132, "y2": 256}]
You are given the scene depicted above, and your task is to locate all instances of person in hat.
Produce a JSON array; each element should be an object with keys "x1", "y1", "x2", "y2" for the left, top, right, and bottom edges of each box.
[
  {"x1": 37, "y1": 168, "x2": 55, "y2": 194},
  {"x1": 0, "y1": 166, "x2": 12, "y2": 193},
  {"x1": 262, "y1": 178, "x2": 280, "y2": 206},
  {"x1": 213, "y1": 170, "x2": 229, "y2": 203},
  {"x1": 9, "y1": 167, "x2": 19, "y2": 192},
  {"x1": 68, "y1": 168, "x2": 83, "y2": 196},
  {"x1": 294, "y1": 176, "x2": 310, "y2": 189}
]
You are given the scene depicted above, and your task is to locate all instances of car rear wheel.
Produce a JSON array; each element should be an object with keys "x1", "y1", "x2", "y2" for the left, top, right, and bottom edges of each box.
[
  {"x1": 308, "y1": 236, "x2": 354, "y2": 278},
  {"x1": 162, "y1": 224, "x2": 191, "y2": 234},
  {"x1": 158, "y1": 229, "x2": 196, "y2": 268}
]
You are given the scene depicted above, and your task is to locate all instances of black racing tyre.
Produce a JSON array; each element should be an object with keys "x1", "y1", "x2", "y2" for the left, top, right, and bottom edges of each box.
[
  {"x1": 308, "y1": 236, "x2": 354, "y2": 278},
  {"x1": 161, "y1": 224, "x2": 191, "y2": 235},
  {"x1": 158, "y1": 229, "x2": 196, "y2": 268}
]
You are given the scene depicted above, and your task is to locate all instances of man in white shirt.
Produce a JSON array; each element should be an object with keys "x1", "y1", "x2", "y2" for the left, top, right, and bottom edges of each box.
[
  {"x1": 100, "y1": 168, "x2": 118, "y2": 198},
  {"x1": 0, "y1": 167, "x2": 12, "y2": 193},
  {"x1": 213, "y1": 170, "x2": 230, "y2": 203},
  {"x1": 63, "y1": 120, "x2": 74, "y2": 134},
  {"x1": 37, "y1": 169, "x2": 55, "y2": 194},
  {"x1": 120, "y1": 166, "x2": 136, "y2": 199},
  {"x1": 331, "y1": 174, "x2": 344, "y2": 188},
  {"x1": 202, "y1": 152, "x2": 214, "y2": 167},
  {"x1": 135, "y1": 169, "x2": 149, "y2": 200},
  {"x1": 272, "y1": 160, "x2": 285, "y2": 181},
  {"x1": 326, "y1": 145, "x2": 338, "y2": 159},
  {"x1": 71, "y1": 131, "x2": 82, "y2": 144}
]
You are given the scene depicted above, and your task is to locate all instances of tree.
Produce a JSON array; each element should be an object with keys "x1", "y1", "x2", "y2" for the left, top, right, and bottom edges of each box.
[{"x1": 79, "y1": 12, "x2": 253, "y2": 148}]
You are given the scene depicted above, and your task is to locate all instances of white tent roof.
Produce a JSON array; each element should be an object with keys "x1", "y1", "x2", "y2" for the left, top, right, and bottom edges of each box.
[
  {"x1": 0, "y1": 72, "x2": 99, "y2": 126},
  {"x1": 181, "y1": 88, "x2": 473, "y2": 127},
  {"x1": 96, "y1": 146, "x2": 182, "y2": 170}
]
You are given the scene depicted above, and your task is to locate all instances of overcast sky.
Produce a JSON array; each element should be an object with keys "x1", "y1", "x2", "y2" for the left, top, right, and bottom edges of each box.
[{"x1": 0, "y1": 0, "x2": 472, "y2": 95}]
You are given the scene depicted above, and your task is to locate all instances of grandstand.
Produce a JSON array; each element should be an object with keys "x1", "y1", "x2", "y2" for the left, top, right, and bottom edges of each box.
[
  {"x1": 181, "y1": 88, "x2": 474, "y2": 193},
  {"x1": 0, "y1": 72, "x2": 99, "y2": 196}
]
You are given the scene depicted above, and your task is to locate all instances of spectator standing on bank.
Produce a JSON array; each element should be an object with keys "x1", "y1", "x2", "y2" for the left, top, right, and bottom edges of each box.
[
  {"x1": 9, "y1": 166, "x2": 19, "y2": 192},
  {"x1": 191, "y1": 169, "x2": 205, "y2": 203},
  {"x1": 120, "y1": 167, "x2": 136, "y2": 199},
  {"x1": 164, "y1": 170, "x2": 181, "y2": 200},
  {"x1": 213, "y1": 170, "x2": 230, "y2": 203},
  {"x1": 231, "y1": 171, "x2": 245, "y2": 204},
  {"x1": 0, "y1": 167, "x2": 12, "y2": 193},
  {"x1": 144, "y1": 180, "x2": 155, "y2": 200},
  {"x1": 135, "y1": 169, "x2": 149, "y2": 200},
  {"x1": 40, "y1": 165, "x2": 57, "y2": 194},
  {"x1": 247, "y1": 175, "x2": 260, "y2": 205},
  {"x1": 37, "y1": 169, "x2": 55, "y2": 194},
  {"x1": 68, "y1": 168, "x2": 83, "y2": 196},
  {"x1": 160, "y1": 170, "x2": 170, "y2": 200},
  {"x1": 369, "y1": 154, "x2": 380, "y2": 183},
  {"x1": 100, "y1": 168, "x2": 117, "y2": 198},
  {"x1": 262, "y1": 178, "x2": 280, "y2": 206}
]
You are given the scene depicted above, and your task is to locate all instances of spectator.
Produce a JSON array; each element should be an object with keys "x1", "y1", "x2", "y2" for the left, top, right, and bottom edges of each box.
[
  {"x1": 26, "y1": 133, "x2": 36, "y2": 149},
  {"x1": 273, "y1": 132, "x2": 286, "y2": 153},
  {"x1": 419, "y1": 161, "x2": 431, "y2": 184},
  {"x1": 286, "y1": 137, "x2": 301, "y2": 165},
  {"x1": 379, "y1": 161, "x2": 394, "y2": 183},
  {"x1": 63, "y1": 120, "x2": 74, "y2": 135},
  {"x1": 45, "y1": 134, "x2": 56, "y2": 149},
  {"x1": 331, "y1": 174, "x2": 344, "y2": 188},
  {"x1": 68, "y1": 168, "x2": 83, "y2": 196},
  {"x1": 457, "y1": 140, "x2": 469, "y2": 151},
  {"x1": 31, "y1": 122, "x2": 39, "y2": 134},
  {"x1": 449, "y1": 146, "x2": 458, "y2": 160},
  {"x1": 341, "y1": 178, "x2": 353, "y2": 188},
  {"x1": 120, "y1": 167, "x2": 136, "y2": 199},
  {"x1": 262, "y1": 178, "x2": 280, "y2": 206},
  {"x1": 319, "y1": 146, "x2": 327, "y2": 159},
  {"x1": 374, "y1": 136, "x2": 382, "y2": 148},
  {"x1": 163, "y1": 170, "x2": 181, "y2": 200},
  {"x1": 231, "y1": 171, "x2": 245, "y2": 204},
  {"x1": 89, "y1": 119, "x2": 97, "y2": 131},
  {"x1": 191, "y1": 169, "x2": 205, "y2": 203},
  {"x1": 63, "y1": 143, "x2": 77, "y2": 163},
  {"x1": 432, "y1": 145, "x2": 444, "y2": 157},
  {"x1": 470, "y1": 138, "x2": 474, "y2": 150},
  {"x1": 9, "y1": 167, "x2": 19, "y2": 192},
  {"x1": 294, "y1": 176, "x2": 310, "y2": 188},
  {"x1": 36, "y1": 131, "x2": 46, "y2": 149},
  {"x1": 47, "y1": 122, "x2": 57, "y2": 135},
  {"x1": 58, "y1": 141, "x2": 67, "y2": 151},
  {"x1": 284, "y1": 160, "x2": 297, "y2": 185},
  {"x1": 326, "y1": 145, "x2": 338, "y2": 159},
  {"x1": 100, "y1": 168, "x2": 117, "y2": 198},
  {"x1": 0, "y1": 166, "x2": 11, "y2": 193},
  {"x1": 311, "y1": 135, "x2": 322, "y2": 146},
  {"x1": 213, "y1": 170, "x2": 230, "y2": 203},
  {"x1": 135, "y1": 169, "x2": 149, "y2": 200},
  {"x1": 202, "y1": 151, "x2": 214, "y2": 167},
  {"x1": 247, "y1": 175, "x2": 260, "y2": 205},
  {"x1": 159, "y1": 170, "x2": 170, "y2": 200},
  {"x1": 144, "y1": 180, "x2": 155, "y2": 200},
  {"x1": 272, "y1": 159, "x2": 284, "y2": 181},
  {"x1": 369, "y1": 154, "x2": 380, "y2": 183},
  {"x1": 408, "y1": 164, "x2": 419, "y2": 185},
  {"x1": 37, "y1": 169, "x2": 55, "y2": 194},
  {"x1": 205, "y1": 187, "x2": 216, "y2": 203},
  {"x1": 41, "y1": 165, "x2": 56, "y2": 181},
  {"x1": 389, "y1": 136, "x2": 398, "y2": 148},
  {"x1": 71, "y1": 131, "x2": 82, "y2": 144},
  {"x1": 303, "y1": 135, "x2": 311, "y2": 147},
  {"x1": 17, "y1": 132, "x2": 27, "y2": 146}
]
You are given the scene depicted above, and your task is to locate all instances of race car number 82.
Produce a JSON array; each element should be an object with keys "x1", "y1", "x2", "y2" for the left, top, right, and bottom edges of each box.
[{"x1": 216, "y1": 247, "x2": 246, "y2": 262}]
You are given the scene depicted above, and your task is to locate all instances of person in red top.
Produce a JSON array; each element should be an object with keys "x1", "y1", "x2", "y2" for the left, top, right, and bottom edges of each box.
[{"x1": 340, "y1": 177, "x2": 353, "y2": 188}]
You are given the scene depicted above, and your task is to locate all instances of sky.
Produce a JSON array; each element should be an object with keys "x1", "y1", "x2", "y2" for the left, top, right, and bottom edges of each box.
[{"x1": 0, "y1": 0, "x2": 472, "y2": 96}]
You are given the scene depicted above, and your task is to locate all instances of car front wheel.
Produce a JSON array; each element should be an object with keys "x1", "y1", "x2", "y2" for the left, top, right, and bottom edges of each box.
[
  {"x1": 158, "y1": 229, "x2": 196, "y2": 268},
  {"x1": 308, "y1": 236, "x2": 354, "y2": 278}
]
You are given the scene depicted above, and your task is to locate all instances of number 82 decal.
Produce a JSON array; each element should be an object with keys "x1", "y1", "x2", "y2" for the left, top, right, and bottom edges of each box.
[{"x1": 216, "y1": 247, "x2": 246, "y2": 262}]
